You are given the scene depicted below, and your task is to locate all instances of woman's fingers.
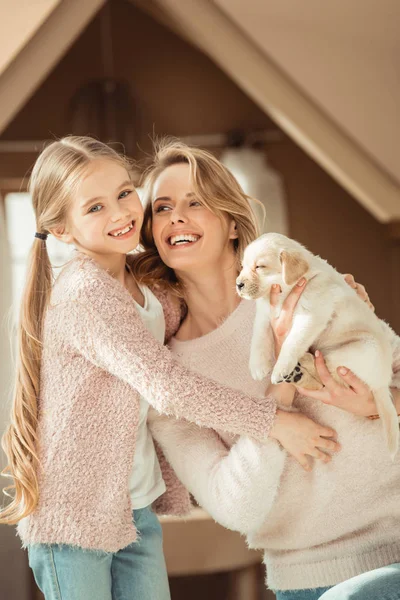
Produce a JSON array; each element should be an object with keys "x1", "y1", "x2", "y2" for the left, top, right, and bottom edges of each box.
[
  {"x1": 343, "y1": 273, "x2": 356, "y2": 288},
  {"x1": 270, "y1": 284, "x2": 281, "y2": 308},
  {"x1": 344, "y1": 274, "x2": 375, "y2": 311},
  {"x1": 336, "y1": 366, "x2": 368, "y2": 395},
  {"x1": 314, "y1": 351, "x2": 343, "y2": 395},
  {"x1": 281, "y1": 278, "x2": 306, "y2": 314},
  {"x1": 296, "y1": 386, "x2": 327, "y2": 401}
]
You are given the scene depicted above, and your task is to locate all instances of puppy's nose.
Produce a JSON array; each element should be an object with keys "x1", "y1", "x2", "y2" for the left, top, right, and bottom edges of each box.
[{"x1": 236, "y1": 281, "x2": 245, "y2": 291}]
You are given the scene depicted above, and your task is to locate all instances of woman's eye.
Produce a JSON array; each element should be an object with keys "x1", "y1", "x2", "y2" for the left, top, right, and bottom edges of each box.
[
  {"x1": 190, "y1": 200, "x2": 201, "y2": 207},
  {"x1": 89, "y1": 204, "x2": 103, "y2": 213},
  {"x1": 155, "y1": 205, "x2": 171, "y2": 213},
  {"x1": 118, "y1": 189, "x2": 132, "y2": 199}
]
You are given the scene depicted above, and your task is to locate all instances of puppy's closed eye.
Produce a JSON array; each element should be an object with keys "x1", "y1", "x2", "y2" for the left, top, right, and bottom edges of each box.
[{"x1": 255, "y1": 265, "x2": 266, "y2": 270}]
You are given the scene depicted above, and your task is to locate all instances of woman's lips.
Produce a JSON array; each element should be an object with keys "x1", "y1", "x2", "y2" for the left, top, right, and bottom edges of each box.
[{"x1": 167, "y1": 233, "x2": 201, "y2": 248}]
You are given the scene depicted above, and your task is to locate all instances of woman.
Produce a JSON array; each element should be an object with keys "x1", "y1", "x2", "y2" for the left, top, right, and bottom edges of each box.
[{"x1": 133, "y1": 140, "x2": 400, "y2": 600}]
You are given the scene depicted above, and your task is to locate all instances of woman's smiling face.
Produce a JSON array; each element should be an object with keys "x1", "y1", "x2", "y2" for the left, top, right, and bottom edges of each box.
[{"x1": 151, "y1": 162, "x2": 237, "y2": 274}]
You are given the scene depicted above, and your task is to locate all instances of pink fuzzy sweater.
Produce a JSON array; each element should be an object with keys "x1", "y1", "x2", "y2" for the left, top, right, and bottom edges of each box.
[
  {"x1": 17, "y1": 254, "x2": 277, "y2": 552},
  {"x1": 150, "y1": 299, "x2": 400, "y2": 591}
]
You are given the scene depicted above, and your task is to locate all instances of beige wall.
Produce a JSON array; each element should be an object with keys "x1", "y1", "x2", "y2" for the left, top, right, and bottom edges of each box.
[{"x1": 214, "y1": 0, "x2": 400, "y2": 185}]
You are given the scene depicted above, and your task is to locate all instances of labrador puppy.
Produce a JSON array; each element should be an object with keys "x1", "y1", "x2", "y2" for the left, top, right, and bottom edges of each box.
[{"x1": 236, "y1": 233, "x2": 399, "y2": 457}]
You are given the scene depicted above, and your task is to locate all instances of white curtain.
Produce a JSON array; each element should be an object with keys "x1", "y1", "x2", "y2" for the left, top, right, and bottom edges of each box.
[
  {"x1": 221, "y1": 147, "x2": 289, "y2": 235},
  {"x1": 0, "y1": 198, "x2": 31, "y2": 600},
  {"x1": 0, "y1": 197, "x2": 12, "y2": 468}
]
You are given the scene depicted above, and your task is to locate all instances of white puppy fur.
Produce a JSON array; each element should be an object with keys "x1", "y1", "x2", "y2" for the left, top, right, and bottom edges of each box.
[{"x1": 237, "y1": 233, "x2": 399, "y2": 457}]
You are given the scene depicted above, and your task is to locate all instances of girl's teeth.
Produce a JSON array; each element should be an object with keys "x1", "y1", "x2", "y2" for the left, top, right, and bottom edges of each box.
[{"x1": 111, "y1": 223, "x2": 133, "y2": 237}]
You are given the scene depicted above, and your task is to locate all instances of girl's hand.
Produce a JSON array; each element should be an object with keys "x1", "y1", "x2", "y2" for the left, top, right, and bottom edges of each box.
[
  {"x1": 297, "y1": 351, "x2": 377, "y2": 416},
  {"x1": 343, "y1": 274, "x2": 375, "y2": 311},
  {"x1": 269, "y1": 408, "x2": 340, "y2": 470},
  {"x1": 270, "y1": 278, "x2": 306, "y2": 356}
]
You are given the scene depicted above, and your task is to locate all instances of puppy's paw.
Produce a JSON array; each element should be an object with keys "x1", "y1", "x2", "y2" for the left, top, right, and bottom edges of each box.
[
  {"x1": 271, "y1": 362, "x2": 303, "y2": 385},
  {"x1": 271, "y1": 355, "x2": 299, "y2": 384},
  {"x1": 249, "y1": 357, "x2": 272, "y2": 381}
]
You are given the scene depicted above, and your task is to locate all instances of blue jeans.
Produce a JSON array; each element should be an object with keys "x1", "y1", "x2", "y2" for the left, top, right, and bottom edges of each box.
[
  {"x1": 275, "y1": 563, "x2": 400, "y2": 600},
  {"x1": 275, "y1": 588, "x2": 331, "y2": 600},
  {"x1": 319, "y1": 563, "x2": 400, "y2": 600},
  {"x1": 28, "y1": 506, "x2": 170, "y2": 600}
]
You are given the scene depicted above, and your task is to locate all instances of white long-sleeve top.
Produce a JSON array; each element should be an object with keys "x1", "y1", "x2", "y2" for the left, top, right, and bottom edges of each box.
[{"x1": 149, "y1": 299, "x2": 400, "y2": 591}]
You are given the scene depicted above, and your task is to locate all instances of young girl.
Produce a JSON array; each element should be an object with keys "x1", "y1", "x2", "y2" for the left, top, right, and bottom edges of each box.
[
  {"x1": 133, "y1": 140, "x2": 400, "y2": 600},
  {"x1": 0, "y1": 136, "x2": 335, "y2": 600}
]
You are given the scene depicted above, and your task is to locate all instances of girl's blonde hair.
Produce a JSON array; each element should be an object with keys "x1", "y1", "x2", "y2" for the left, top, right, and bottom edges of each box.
[
  {"x1": 0, "y1": 136, "x2": 132, "y2": 524},
  {"x1": 133, "y1": 139, "x2": 260, "y2": 295}
]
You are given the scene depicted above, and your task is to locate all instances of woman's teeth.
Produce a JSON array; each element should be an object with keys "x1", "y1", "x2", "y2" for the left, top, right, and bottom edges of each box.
[
  {"x1": 109, "y1": 222, "x2": 134, "y2": 237},
  {"x1": 169, "y1": 234, "x2": 200, "y2": 246}
]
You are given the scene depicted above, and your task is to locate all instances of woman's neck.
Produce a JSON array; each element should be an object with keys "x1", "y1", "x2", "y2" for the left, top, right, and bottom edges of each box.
[{"x1": 175, "y1": 258, "x2": 241, "y2": 341}]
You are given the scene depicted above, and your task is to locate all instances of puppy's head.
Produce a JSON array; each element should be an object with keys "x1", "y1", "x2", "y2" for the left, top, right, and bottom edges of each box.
[{"x1": 236, "y1": 233, "x2": 310, "y2": 299}]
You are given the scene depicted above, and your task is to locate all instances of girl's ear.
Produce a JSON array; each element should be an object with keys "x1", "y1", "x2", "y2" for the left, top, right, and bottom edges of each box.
[
  {"x1": 49, "y1": 225, "x2": 73, "y2": 245},
  {"x1": 229, "y1": 220, "x2": 239, "y2": 240}
]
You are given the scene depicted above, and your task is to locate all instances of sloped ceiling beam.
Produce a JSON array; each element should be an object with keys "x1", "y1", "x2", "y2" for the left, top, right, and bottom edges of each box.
[
  {"x1": 153, "y1": 0, "x2": 400, "y2": 223},
  {"x1": 0, "y1": 0, "x2": 106, "y2": 135},
  {"x1": 0, "y1": 0, "x2": 61, "y2": 77}
]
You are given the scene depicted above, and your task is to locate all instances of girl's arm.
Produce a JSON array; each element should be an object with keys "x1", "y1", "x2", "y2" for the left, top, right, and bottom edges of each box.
[
  {"x1": 148, "y1": 409, "x2": 285, "y2": 533},
  {"x1": 60, "y1": 276, "x2": 275, "y2": 441}
]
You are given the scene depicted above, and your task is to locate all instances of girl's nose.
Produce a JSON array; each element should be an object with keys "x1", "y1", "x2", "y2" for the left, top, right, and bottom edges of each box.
[{"x1": 111, "y1": 205, "x2": 130, "y2": 223}]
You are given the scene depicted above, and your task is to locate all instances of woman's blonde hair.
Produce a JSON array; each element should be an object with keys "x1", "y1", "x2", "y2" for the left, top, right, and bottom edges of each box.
[
  {"x1": 133, "y1": 139, "x2": 260, "y2": 295},
  {"x1": 0, "y1": 136, "x2": 132, "y2": 524}
]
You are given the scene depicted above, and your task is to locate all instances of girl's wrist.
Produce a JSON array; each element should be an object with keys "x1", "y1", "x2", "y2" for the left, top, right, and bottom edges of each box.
[
  {"x1": 269, "y1": 408, "x2": 287, "y2": 440},
  {"x1": 267, "y1": 382, "x2": 296, "y2": 409}
]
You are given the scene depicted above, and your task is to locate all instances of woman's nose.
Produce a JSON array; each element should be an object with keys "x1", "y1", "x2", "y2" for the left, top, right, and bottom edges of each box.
[{"x1": 170, "y1": 208, "x2": 187, "y2": 224}]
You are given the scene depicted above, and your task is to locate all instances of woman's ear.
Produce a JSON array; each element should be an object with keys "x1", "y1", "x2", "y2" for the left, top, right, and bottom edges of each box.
[
  {"x1": 49, "y1": 225, "x2": 73, "y2": 244},
  {"x1": 229, "y1": 220, "x2": 239, "y2": 240},
  {"x1": 280, "y1": 250, "x2": 309, "y2": 285}
]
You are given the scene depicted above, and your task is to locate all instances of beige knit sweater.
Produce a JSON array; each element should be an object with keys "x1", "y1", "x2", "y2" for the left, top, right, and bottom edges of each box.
[
  {"x1": 150, "y1": 299, "x2": 400, "y2": 591},
  {"x1": 17, "y1": 253, "x2": 277, "y2": 552}
]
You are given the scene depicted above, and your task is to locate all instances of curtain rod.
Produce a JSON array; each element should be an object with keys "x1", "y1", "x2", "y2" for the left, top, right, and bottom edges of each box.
[{"x1": 0, "y1": 130, "x2": 284, "y2": 153}]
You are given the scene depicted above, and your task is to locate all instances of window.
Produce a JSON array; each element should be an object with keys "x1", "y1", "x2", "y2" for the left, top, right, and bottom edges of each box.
[{"x1": 5, "y1": 193, "x2": 74, "y2": 323}]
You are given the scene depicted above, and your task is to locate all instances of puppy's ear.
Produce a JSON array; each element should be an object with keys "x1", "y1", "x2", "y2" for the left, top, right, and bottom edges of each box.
[{"x1": 280, "y1": 250, "x2": 309, "y2": 285}]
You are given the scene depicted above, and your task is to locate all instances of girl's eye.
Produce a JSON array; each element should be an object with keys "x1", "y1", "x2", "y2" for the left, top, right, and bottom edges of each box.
[
  {"x1": 118, "y1": 189, "x2": 132, "y2": 199},
  {"x1": 190, "y1": 200, "x2": 201, "y2": 207},
  {"x1": 89, "y1": 204, "x2": 103, "y2": 213},
  {"x1": 154, "y1": 205, "x2": 171, "y2": 213}
]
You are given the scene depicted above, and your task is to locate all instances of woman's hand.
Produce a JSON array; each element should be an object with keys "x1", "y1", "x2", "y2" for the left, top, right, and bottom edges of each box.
[
  {"x1": 296, "y1": 351, "x2": 377, "y2": 416},
  {"x1": 269, "y1": 274, "x2": 372, "y2": 359},
  {"x1": 270, "y1": 278, "x2": 306, "y2": 357},
  {"x1": 343, "y1": 274, "x2": 375, "y2": 311},
  {"x1": 269, "y1": 408, "x2": 340, "y2": 470}
]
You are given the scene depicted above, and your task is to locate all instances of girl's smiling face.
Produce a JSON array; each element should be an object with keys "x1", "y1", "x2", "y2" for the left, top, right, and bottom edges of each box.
[
  {"x1": 151, "y1": 163, "x2": 237, "y2": 274},
  {"x1": 61, "y1": 158, "x2": 144, "y2": 258}
]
